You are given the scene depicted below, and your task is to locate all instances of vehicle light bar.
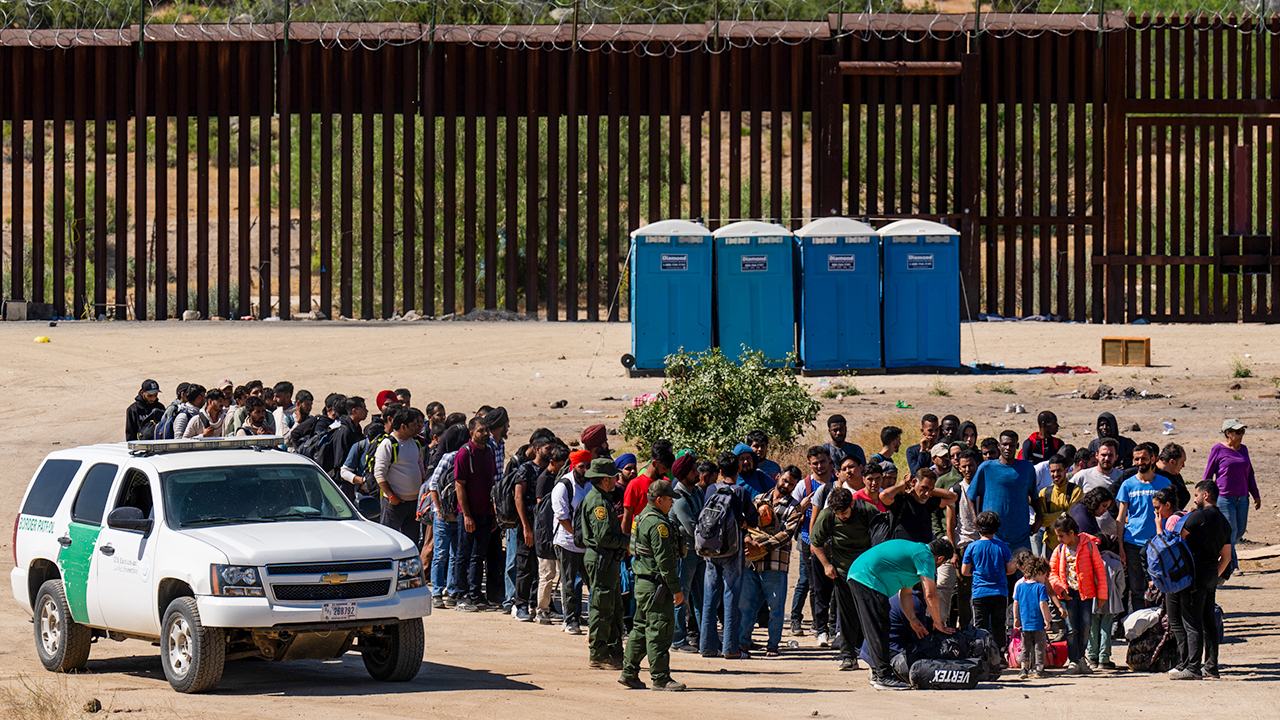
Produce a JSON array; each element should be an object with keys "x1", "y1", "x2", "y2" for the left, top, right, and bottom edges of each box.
[{"x1": 127, "y1": 436, "x2": 286, "y2": 455}]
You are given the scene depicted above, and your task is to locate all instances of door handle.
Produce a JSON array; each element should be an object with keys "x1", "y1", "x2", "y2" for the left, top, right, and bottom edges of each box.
[
  {"x1": 57, "y1": 536, "x2": 72, "y2": 548},
  {"x1": 98, "y1": 544, "x2": 115, "y2": 556}
]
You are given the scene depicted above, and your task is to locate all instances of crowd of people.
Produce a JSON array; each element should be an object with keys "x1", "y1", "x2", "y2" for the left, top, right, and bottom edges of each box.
[{"x1": 125, "y1": 382, "x2": 1260, "y2": 691}]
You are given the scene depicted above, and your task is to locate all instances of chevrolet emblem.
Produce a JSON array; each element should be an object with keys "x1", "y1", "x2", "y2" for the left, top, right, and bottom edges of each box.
[{"x1": 320, "y1": 572, "x2": 347, "y2": 584}]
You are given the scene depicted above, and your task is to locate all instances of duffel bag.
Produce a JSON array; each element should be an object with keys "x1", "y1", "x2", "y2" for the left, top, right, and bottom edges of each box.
[{"x1": 909, "y1": 658, "x2": 982, "y2": 689}]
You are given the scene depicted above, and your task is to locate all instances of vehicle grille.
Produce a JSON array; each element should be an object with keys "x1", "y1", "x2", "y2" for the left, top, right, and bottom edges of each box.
[
  {"x1": 272, "y1": 580, "x2": 390, "y2": 601},
  {"x1": 266, "y1": 560, "x2": 393, "y2": 575}
]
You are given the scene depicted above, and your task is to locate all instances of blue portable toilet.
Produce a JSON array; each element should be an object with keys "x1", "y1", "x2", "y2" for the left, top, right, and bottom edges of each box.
[
  {"x1": 712, "y1": 221, "x2": 796, "y2": 365},
  {"x1": 628, "y1": 220, "x2": 714, "y2": 372},
  {"x1": 879, "y1": 219, "x2": 961, "y2": 369},
  {"x1": 794, "y1": 217, "x2": 881, "y2": 372}
]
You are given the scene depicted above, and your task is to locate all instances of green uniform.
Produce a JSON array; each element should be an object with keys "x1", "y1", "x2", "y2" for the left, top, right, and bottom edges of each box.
[
  {"x1": 622, "y1": 505, "x2": 683, "y2": 683},
  {"x1": 580, "y1": 484, "x2": 628, "y2": 662}
]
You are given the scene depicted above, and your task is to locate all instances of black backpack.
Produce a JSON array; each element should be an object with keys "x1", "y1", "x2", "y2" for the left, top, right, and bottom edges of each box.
[
  {"x1": 534, "y1": 476, "x2": 570, "y2": 559},
  {"x1": 695, "y1": 486, "x2": 741, "y2": 559},
  {"x1": 960, "y1": 627, "x2": 1003, "y2": 681},
  {"x1": 436, "y1": 453, "x2": 460, "y2": 521},
  {"x1": 298, "y1": 420, "x2": 340, "y2": 474},
  {"x1": 868, "y1": 509, "x2": 897, "y2": 546},
  {"x1": 492, "y1": 459, "x2": 527, "y2": 531}
]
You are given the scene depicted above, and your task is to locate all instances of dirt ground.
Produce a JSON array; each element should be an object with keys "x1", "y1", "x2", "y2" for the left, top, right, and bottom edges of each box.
[{"x1": 0, "y1": 319, "x2": 1278, "y2": 718}]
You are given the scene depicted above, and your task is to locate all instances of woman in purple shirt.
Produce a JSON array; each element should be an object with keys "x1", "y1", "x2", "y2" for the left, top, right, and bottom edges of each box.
[{"x1": 1203, "y1": 419, "x2": 1261, "y2": 560}]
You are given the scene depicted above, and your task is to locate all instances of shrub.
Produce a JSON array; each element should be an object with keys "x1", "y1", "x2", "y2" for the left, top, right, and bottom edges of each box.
[
  {"x1": 928, "y1": 376, "x2": 951, "y2": 397},
  {"x1": 1229, "y1": 355, "x2": 1253, "y2": 379},
  {"x1": 620, "y1": 347, "x2": 820, "y2": 459},
  {"x1": 990, "y1": 380, "x2": 1016, "y2": 395}
]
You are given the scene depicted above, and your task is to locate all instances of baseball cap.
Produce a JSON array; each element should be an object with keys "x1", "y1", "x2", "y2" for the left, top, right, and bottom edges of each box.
[
  {"x1": 585, "y1": 458, "x2": 619, "y2": 480},
  {"x1": 1222, "y1": 419, "x2": 1247, "y2": 432},
  {"x1": 930, "y1": 442, "x2": 950, "y2": 458},
  {"x1": 647, "y1": 479, "x2": 676, "y2": 500},
  {"x1": 140, "y1": 379, "x2": 161, "y2": 395},
  {"x1": 880, "y1": 460, "x2": 899, "y2": 475}
]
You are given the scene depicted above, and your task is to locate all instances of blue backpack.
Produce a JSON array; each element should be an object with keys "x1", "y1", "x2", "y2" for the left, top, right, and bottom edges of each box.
[
  {"x1": 155, "y1": 406, "x2": 198, "y2": 440},
  {"x1": 1144, "y1": 529, "x2": 1195, "y2": 594}
]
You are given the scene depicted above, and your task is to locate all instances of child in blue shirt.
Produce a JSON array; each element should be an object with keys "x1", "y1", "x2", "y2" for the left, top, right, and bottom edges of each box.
[
  {"x1": 1013, "y1": 555, "x2": 1053, "y2": 679},
  {"x1": 962, "y1": 510, "x2": 1017, "y2": 648}
]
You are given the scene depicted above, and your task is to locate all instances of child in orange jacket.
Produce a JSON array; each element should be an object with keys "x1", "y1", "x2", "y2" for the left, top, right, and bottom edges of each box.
[{"x1": 1049, "y1": 515, "x2": 1108, "y2": 675}]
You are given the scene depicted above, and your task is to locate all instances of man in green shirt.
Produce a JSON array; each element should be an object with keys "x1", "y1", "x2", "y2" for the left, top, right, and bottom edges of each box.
[
  {"x1": 579, "y1": 458, "x2": 628, "y2": 670},
  {"x1": 619, "y1": 480, "x2": 686, "y2": 691},
  {"x1": 809, "y1": 487, "x2": 880, "y2": 671},
  {"x1": 849, "y1": 538, "x2": 954, "y2": 690}
]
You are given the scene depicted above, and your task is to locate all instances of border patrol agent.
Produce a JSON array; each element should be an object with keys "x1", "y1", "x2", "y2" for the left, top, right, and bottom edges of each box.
[
  {"x1": 579, "y1": 458, "x2": 628, "y2": 670},
  {"x1": 619, "y1": 480, "x2": 687, "y2": 691}
]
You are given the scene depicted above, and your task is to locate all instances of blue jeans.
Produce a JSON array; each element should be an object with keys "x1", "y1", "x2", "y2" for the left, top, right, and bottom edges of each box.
[
  {"x1": 700, "y1": 553, "x2": 744, "y2": 656},
  {"x1": 790, "y1": 541, "x2": 810, "y2": 623},
  {"x1": 504, "y1": 528, "x2": 519, "y2": 605},
  {"x1": 739, "y1": 568, "x2": 787, "y2": 650},
  {"x1": 1218, "y1": 495, "x2": 1250, "y2": 564},
  {"x1": 456, "y1": 515, "x2": 494, "y2": 602},
  {"x1": 431, "y1": 515, "x2": 458, "y2": 598},
  {"x1": 1029, "y1": 528, "x2": 1047, "y2": 558},
  {"x1": 674, "y1": 553, "x2": 703, "y2": 647},
  {"x1": 1063, "y1": 588, "x2": 1093, "y2": 663}
]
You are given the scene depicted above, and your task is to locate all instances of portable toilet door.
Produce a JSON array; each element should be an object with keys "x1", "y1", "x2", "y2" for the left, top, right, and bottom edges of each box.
[
  {"x1": 628, "y1": 220, "x2": 714, "y2": 371},
  {"x1": 878, "y1": 219, "x2": 961, "y2": 369},
  {"x1": 712, "y1": 221, "x2": 796, "y2": 365},
  {"x1": 794, "y1": 217, "x2": 881, "y2": 372}
]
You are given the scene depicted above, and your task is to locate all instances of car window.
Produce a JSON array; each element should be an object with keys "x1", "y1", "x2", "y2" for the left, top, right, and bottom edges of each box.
[
  {"x1": 20, "y1": 459, "x2": 83, "y2": 518},
  {"x1": 115, "y1": 469, "x2": 154, "y2": 518},
  {"x1": 71, "y1": 464, "x2": 120, "y2": 526},
  {"x1": 162, "y1": 464, "x2": 356, "y2": 528}
]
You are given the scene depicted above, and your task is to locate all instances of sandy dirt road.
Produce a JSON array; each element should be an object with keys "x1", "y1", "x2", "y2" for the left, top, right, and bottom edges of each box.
[{"x1": 0, "y1": 319, "x2": 1277, "y2": 718}]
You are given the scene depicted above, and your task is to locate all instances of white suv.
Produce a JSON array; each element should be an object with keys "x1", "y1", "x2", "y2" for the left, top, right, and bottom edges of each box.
[{"x1": 11, "y1": 436, "x2": 430, "y2": 693}]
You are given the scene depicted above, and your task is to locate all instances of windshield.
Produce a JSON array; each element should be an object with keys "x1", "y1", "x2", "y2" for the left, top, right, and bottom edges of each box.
[{"x1": 162, "y1": 464, "x2": 357, "y2": 528}]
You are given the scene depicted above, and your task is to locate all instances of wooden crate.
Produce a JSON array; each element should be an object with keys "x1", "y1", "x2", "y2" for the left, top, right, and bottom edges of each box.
[{"x1": 1101, "y1": 337, "x2": 1151, "y2": 367}]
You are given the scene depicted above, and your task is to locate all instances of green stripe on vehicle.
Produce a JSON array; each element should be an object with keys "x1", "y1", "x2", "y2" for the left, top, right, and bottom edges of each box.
[{"x1": 57, "y1": 522, "x2": 100, "y2": 624}]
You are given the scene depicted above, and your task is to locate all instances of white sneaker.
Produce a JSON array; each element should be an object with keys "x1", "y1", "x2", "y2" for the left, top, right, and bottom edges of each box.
[{"x1": 817, "y1": 632, "x2": 830, "y2": 648}]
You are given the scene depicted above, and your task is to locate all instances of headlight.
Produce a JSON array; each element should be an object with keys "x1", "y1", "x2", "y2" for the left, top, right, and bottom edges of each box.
[
  {"x1": 397, "y1": 557, "x2": 425, "y2": 591},
  {"x1": 211, "y1": 564, "x2": 265, "y2": 597}
]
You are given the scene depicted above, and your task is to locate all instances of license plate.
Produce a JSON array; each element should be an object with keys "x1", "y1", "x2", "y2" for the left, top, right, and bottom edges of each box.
[{"x1": 322, "y1": 601, "x2": 357, "y2": 621}]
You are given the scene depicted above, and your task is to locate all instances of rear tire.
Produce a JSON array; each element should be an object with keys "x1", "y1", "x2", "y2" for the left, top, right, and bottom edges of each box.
[
  {"x1": 361, "y1": 619, "x2": 424, "y2": 682},
  {"x1": 33, "y1": 580, "x2": 92, "y2": 672},
  {"x1": 160, "y1": 597, "x2": 225, "y2": 693}
]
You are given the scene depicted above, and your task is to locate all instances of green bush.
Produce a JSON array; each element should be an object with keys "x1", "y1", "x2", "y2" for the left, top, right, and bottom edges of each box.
[{"x1": 620, "y1": 347, "x2": 820, "y2": 459}]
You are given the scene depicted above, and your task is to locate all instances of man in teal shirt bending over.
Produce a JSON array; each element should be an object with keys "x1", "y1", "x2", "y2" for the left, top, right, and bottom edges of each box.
[{"x1": 849, "y1": 538, "x2": 954, "y2": 691}]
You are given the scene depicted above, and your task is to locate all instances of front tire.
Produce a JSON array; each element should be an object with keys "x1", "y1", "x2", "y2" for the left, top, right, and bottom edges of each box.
[
  {"x1": 160, "y1": 597, "x2": 225, "y2": 693},
  {"x1": 360, "y1": 619, "x2": 424, "y2": 682},
  {"x1": 33, "y1": 579, "x2": 92, "y2": 672}
]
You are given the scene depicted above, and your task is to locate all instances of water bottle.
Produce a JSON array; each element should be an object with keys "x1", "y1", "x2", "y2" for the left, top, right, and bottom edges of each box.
[{"x1": 787, "y1": 640, "x2": 799, "y2": 649}]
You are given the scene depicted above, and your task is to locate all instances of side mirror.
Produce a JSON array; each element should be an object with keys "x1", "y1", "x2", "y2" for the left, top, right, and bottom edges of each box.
[
  {"x1": 355, "y1": 496, "x2": 381, "y2": 521},
  {"x1": 107, "y1": 506, "x2": 153, "y2": 535}
]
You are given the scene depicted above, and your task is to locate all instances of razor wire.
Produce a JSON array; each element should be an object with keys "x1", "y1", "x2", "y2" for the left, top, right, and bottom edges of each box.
[{"x1": 2, "y1": 0, "x2": 1280, "y2": 50}]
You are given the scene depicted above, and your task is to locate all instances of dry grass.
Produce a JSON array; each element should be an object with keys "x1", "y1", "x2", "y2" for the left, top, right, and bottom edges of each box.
[{"x1": 0, "y1": 675, "x2": 77, "y2": 720}]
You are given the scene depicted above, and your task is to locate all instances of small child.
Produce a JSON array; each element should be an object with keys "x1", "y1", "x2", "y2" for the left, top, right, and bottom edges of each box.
[
  {"x1": 962, "y1": 511, "x2": 1018, "y2": 649},
  {"x1": 1013, "y1": 555, "x2": 1054, "y2": 679},
  {"x1": 1088, "y1": 533, "x2": 1127, "y2": 670}
]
